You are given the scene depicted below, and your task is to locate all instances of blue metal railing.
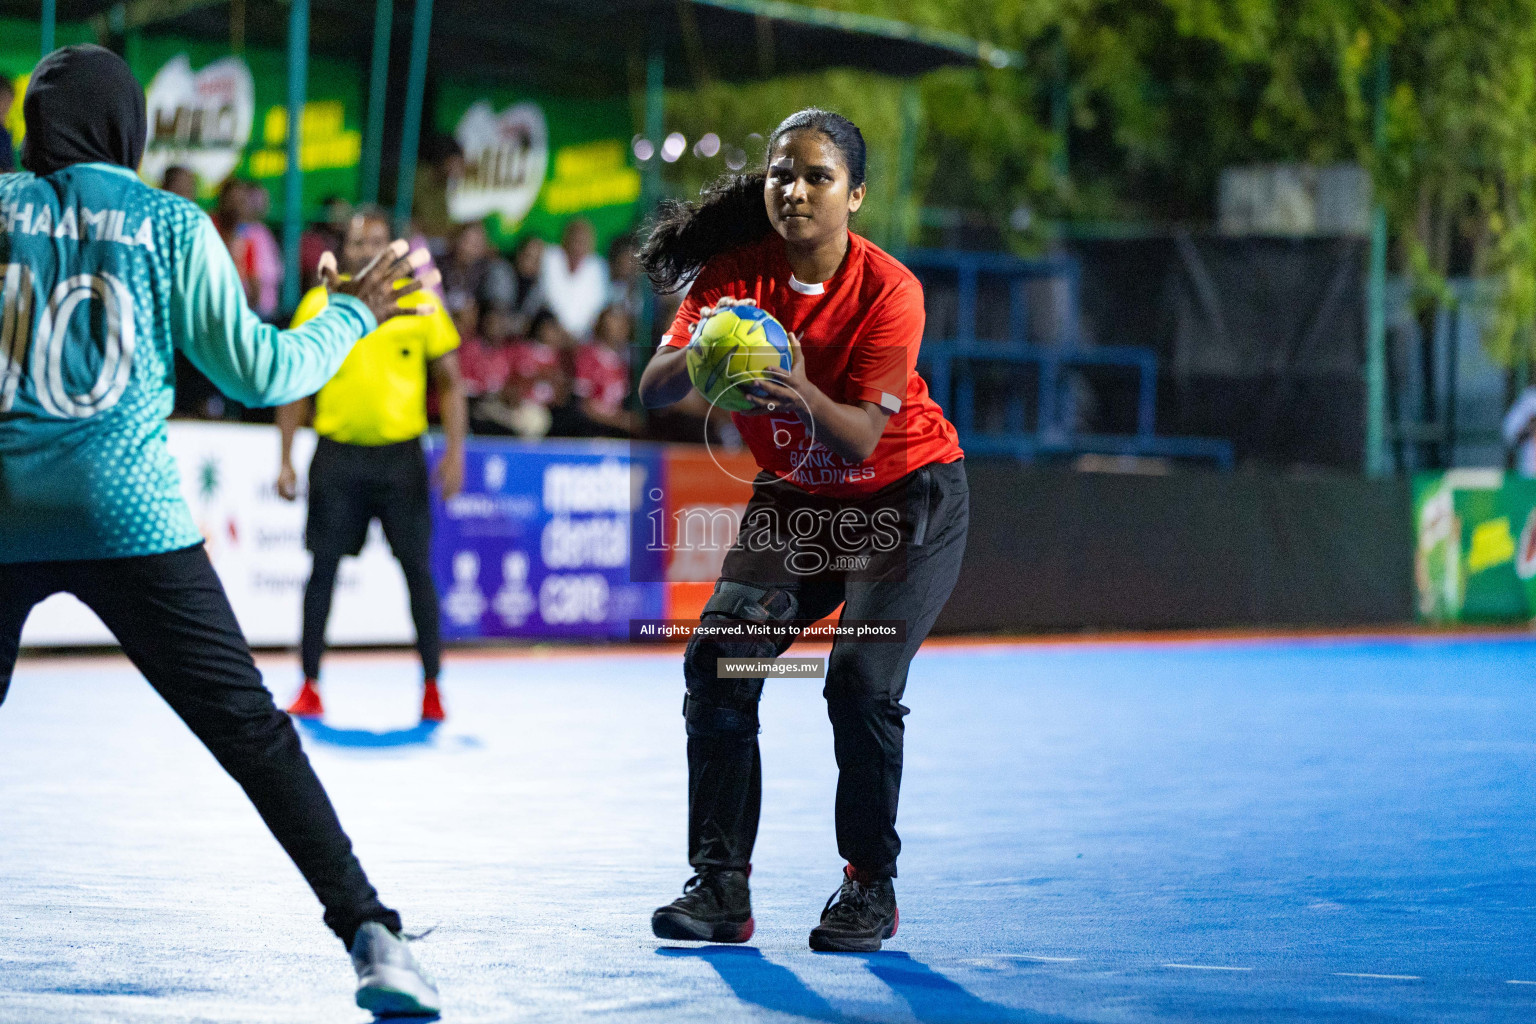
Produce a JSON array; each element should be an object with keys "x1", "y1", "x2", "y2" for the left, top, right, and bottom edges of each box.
[{"x1": 904, "y1": 248, "x2": 1234, "y2": 470}]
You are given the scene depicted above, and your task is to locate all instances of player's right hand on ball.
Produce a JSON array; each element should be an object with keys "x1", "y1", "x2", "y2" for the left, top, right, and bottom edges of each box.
[
  {"x1": 276, "y1": 461, "x2": 298, "y2": 502},
  {"x1": 321, "y1": 243, "x2": 440, "y2": 323}
]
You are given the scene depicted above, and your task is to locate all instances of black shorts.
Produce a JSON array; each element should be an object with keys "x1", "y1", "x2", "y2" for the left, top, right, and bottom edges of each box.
[{"x1": 306, "y1": 436, "x2": 432, "y2": 560}]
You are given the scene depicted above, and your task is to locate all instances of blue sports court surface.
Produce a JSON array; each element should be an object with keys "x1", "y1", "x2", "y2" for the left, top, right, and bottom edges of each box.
[{"x1": 1, "y1": 635, "x2": 1533, "y2": 1022}]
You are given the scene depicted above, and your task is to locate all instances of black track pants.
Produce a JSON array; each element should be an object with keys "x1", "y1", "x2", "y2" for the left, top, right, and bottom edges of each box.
[
  {"x1": 682, "y1": 459, "x2": 970, "y2": 879},
  {"x1": 0, "y1": 544, "x2": 400, "y2": 947}
]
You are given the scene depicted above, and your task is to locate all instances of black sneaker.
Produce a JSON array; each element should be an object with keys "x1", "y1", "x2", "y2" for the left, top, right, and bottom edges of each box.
[
  {"x1": 809, "y1": 864, "x2": 898, "y2": 952},
  {"x1": 652, "y1": 869, "x2": 754, "y2": 943}
]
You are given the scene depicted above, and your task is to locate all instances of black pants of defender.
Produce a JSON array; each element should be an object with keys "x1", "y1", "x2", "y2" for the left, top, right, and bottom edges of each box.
[
  {"x1": 303, "y1": 437, "x2": 440, "y2": 681},
  {"x1": 683, "y1": 460, "x2": 969, "y2": 880},
  {"x1": 0, "y1": 545, "x2": 400, "y2": 947}
]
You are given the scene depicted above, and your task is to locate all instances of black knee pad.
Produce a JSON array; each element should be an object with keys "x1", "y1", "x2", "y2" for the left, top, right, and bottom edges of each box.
[
  {"x1": 681, "y1": 581, "x2": 800, "y2": 738},
  {"x1": 683, "y1": 678, "x2": 765, "y2": 739}
]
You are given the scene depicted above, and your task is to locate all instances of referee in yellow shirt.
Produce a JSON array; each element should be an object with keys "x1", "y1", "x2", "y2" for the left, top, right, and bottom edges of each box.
[{"x1": 275, "y1": 206, "x2": 467, "y2": 724}]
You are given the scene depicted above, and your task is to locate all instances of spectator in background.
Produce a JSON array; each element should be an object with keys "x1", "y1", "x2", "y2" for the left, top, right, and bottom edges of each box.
[
  {"x1": 455, "y1": 304, "x2": 518, "y2": 401},
  {"x1": 213, "y1": 179, "x2": 254, "y2": 298},
  {"x1": 542, "y1": 217, "x2": 608, "y2": 338},
  {"x1": 442, "y1": 221, "x2": 516, "y2": 339},
  {"x1": 413, "y1": 135, "x2": 464, "y2": 256},
  {"x1": 160, "y1": 164, "x2": 197, "y2": 201},
  {"x1": 507, "y1": 235, "x2": 547, "y2": 337},
  {"x1": 471, "y1": 310, "x2": 568, "y2": 438},
  {"x1": 606, "y1": 231, "x2": 644, "y2": 320},
  {"x1": 1504, "y1": 389, "x2": 1536, "y2": 477},
  {"x1": 239, "y1": 182, "x2": 283, "y2": 319},
  {"x1": 0, "y1": 75, "x2": 14, "y2": 173},
  {"x1": 573, "y1": 305, "x2": 638, "y2": 435}
]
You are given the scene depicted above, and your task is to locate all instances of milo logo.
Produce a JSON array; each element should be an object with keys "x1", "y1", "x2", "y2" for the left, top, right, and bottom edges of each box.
[
  {"x1": 141, "y1": 54, "x2": 254, "y2": 189},
  {"x1": 449, "y1": 101, "x2": 549, "y2": 228}
]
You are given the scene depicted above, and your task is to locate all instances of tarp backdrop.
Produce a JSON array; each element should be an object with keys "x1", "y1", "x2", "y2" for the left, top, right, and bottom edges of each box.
[{"x1": 1071, "y1": 234, "x2": 1368, "y2": 468}]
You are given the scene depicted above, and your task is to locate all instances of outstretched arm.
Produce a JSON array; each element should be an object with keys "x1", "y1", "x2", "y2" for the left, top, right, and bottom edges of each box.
[{"x1": 171, "y1": 219, "x2": 436, "y2": 407}]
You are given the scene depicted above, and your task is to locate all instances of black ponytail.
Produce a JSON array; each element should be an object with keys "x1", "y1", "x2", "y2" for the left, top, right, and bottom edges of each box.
[
  {"x1": 638, "y1": 107, "x2": 868, "y2": 293},
  {"x1": 639, "y1": 173, "x2": 771, "y2": 292}
]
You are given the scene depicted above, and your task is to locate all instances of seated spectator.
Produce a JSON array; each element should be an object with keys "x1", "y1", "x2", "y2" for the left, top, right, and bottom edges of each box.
[
  {"x1": 471, "y1": 311, "x2": 568, "y2": 438},
  {"x1": 508, "y1": 235, "x2": 547, "y2": 337},
  {"x1": 606, "y1": 231, "x2": 643, "y2": 319},
  {"x1": 541, "y1": 217, "x2": 608, "y2": 338},
  {"x1": 456, "y1": 306, "x2": 518, "y2": 399},
  {"x1": 573, "y1": 305, "x2": 638, "y2": 435},
  {"x1": 238, "y1": 182, "x2": 283, "y2": 320},
  {"x1": 442, "y1": 221, "x2": 516, "y2": 336},
  {"x1": 160, "y1": 164, "x2": 197, "y2": 201}
]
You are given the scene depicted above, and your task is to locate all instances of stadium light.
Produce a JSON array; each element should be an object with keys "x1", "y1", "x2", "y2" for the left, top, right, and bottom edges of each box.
[
  {"x1": 633, "y1": 137, "x2": 655, "y2": 161},
  {"x1": 694, "y1": 132, "x2": 721, "y2": 158},
  {"x1": 661, "y1": 132, "x2": 686, "y2": 163}
]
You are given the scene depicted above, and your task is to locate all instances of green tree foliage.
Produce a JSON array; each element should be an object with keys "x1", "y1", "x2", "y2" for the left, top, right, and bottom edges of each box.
[{"x1": 659, "y1": 0, "x2": 1536, "y2": 358}]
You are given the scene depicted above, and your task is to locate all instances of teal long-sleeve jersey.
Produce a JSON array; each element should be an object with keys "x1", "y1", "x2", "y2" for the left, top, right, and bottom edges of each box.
[{"x1": 0, "y1": 163, "x2": 376, "y2": 563}]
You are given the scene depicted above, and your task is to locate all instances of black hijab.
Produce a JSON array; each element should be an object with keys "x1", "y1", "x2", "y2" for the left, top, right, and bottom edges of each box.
[{"x1": 21, "y1": 45, "x2": 146, "y2": 176}]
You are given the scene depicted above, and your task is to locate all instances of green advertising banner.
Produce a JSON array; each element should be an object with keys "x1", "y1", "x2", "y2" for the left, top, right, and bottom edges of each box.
[
  {"x1": 0, "y1": 25, "x2": 361, "y2": 221},
  {"x1": 130, "y1": 37, "x2": 361, "y2": 220},
  {"x1": 435, "y1": 84, "x2": 641, "y2": 251},
  {"x1": 1413, "y1": 470, "x2": 1536, "y2": 623}
]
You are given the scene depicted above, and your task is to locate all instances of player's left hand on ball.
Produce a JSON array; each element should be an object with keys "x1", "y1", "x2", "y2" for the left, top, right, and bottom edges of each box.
[
  {"x1": 434, "y1": 448, "x2": 465, "y2": 500},
  {"x1": 748, "y1": 333, "x2": 811, "y2": 416}
]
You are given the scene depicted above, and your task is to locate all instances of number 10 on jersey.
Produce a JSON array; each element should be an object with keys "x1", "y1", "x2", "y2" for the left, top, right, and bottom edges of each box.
[{"x1": 1, "y1": 263, "x2": 137, "y2": 418}]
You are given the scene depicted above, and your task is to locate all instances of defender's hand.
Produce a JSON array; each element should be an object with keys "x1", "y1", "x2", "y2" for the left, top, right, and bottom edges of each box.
[{"x1": 322, "y1": 244, "x2": 441, "y2": 324}]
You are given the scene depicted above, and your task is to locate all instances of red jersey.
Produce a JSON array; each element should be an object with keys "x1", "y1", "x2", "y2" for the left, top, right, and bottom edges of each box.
[
  {"x1": 662, "y1": 231, "x2": 962, "y2": 498},
  {"x1": 573, "y1": 342, "x2": 629, "y2": 414}
]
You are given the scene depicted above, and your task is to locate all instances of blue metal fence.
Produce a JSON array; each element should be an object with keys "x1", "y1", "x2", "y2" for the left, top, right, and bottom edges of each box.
[{"x1": 905, "y1": 249, "x2": 1234, "y2": 469}]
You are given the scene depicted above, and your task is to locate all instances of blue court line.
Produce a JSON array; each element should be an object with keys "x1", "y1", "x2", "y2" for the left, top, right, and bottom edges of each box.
[{"x1": 294, "y1": 719, "x2": 440, "y2": 748}]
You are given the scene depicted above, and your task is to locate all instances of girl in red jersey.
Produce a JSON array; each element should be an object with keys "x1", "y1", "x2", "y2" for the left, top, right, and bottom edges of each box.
[{"x1": 638, "y1": 109, "x2": 968, "y2": 952}]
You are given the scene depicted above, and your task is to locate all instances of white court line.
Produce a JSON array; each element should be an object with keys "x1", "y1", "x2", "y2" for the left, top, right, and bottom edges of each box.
[
  {"x1": 1508, "y1": 980, "x2": 1536, "y2": 985},
  {"x1": 1163, "y1": 964, "x2": 1252, "y2": 972},
  {"x1": 1004, "y1": 955, "x2": 1081, "y2": 963},
  {"x1": 1333, "y1": 973, "x2": 1420, "y2": 981}
]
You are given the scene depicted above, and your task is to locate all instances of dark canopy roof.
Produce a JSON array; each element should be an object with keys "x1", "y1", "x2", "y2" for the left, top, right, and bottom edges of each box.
[{"x1": 2, "y1": 0, "x2": 1018, "y2": 96}]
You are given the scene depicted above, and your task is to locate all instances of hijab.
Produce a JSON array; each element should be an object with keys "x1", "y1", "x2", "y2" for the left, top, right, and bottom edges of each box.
[{"x1": 21, "y1": 45, "x2": 146, "y2": 176}]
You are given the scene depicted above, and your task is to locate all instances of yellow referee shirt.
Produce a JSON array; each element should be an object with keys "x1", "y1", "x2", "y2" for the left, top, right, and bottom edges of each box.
[{"x1": 291, "y1": 283, "x2": 460, "y2": 446}]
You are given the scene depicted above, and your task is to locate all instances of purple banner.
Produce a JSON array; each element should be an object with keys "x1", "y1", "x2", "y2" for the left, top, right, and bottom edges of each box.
[{"x1": 425, "y1": 437, "x2": 666, "y2": 640}]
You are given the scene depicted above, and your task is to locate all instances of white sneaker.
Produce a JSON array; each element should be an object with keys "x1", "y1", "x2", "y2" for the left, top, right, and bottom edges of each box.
[{"x1": 350, "y1": 921, "x2": 441, "y2": 1017}]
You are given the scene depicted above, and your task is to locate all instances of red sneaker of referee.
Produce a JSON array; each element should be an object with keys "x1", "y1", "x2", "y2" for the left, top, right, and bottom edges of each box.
[
  {"x1": 420, "y1": 679, "x2": 445, "y2": 723},
  {"x1": 286, "y1": 677, "x2": 324, "y2": 718}
]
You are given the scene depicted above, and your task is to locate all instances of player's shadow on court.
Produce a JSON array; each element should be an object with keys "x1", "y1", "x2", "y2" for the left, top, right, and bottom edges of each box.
[
  {"x1": 658, "y1": 946, "x2": 1068, "y2": 1023},
  {"x1": 294, "y1": 719, "x2": 440, "y2": 748}
]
